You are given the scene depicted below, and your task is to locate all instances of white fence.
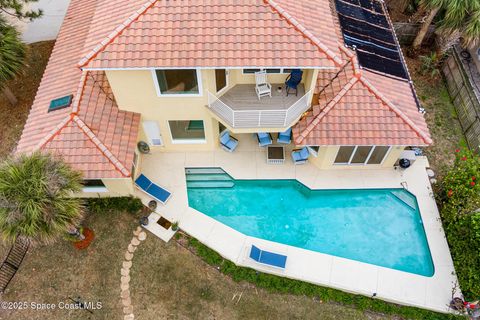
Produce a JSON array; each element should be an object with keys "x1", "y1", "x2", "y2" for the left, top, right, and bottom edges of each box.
[{"x1": 207, "y1": 90, "x2": 312, "y2": 128}]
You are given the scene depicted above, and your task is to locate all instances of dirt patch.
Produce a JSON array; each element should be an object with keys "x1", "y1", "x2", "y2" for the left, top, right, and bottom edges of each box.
[
  {"x1": 0, "y1": 41, "x2": 54, "y2": 159},
  {"x1": 404, "y1": 54, "x2": 465, "y2": 179}
]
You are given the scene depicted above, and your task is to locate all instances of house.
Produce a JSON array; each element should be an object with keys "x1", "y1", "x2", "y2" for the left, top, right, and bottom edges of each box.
[
  {"x1": 16, "y1": 1, "x2": 463, "y2": 311},
  {"x1": 17, "y1": 0, "x2": 431, "y2": 196}
]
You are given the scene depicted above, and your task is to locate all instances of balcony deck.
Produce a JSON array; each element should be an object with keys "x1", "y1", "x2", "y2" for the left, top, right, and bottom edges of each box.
[
  {"x1": 219, "y1": 84, "x2": 305, "y2": 111},
  {"x1": 208, "y1": 84, "x2": 311, "y2": 129}
]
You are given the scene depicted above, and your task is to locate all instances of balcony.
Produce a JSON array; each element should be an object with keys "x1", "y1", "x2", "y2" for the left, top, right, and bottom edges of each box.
[{"x1": 207, "y1": 84, "x2": 312, "y2": 129}]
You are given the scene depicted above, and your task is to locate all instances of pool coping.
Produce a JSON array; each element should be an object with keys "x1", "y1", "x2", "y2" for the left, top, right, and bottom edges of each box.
[{"x1": 136, "y1": 153, "x2": 459, "y2": 314}]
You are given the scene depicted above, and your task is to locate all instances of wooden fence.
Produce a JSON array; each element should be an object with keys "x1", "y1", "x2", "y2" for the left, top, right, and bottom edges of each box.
[
  {"x1": 393, "y1": 22, "x2": 436, "y2": 46},
  {"x1": 442, "y1": 47, "x2": 480, "y2": 152}
]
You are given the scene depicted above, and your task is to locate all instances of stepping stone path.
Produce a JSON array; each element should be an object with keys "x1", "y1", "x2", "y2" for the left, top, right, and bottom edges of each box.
[{"x1": 120, "y1": 226, "x2": 148, "y2": 320}]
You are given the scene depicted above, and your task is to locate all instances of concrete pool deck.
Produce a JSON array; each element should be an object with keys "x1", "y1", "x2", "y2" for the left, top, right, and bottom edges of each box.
[{"x1": 136, "y1": 135, "x2": 459, "y2": 313}]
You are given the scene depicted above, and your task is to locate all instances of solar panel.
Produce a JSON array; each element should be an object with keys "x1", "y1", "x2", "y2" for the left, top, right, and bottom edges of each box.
[{"x1": 335, "y1": 0, "x2": 408, "y2": 79}]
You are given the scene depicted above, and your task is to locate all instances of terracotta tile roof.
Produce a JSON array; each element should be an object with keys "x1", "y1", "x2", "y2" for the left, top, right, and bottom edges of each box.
[
  {"x1": 292, "y1": 54, "x2": 432, "y2": 146},
  {"x1": 16, "y1": 0, "x2": 140, "y2": 179},
  {"x1": 79, "y1": 0, "x2": 343, "y2": 69}
]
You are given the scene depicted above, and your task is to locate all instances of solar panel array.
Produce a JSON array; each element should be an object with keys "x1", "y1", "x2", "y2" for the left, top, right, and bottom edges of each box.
[{"x1": 335, "y1": 0, "x2": 408, "y2": 79}]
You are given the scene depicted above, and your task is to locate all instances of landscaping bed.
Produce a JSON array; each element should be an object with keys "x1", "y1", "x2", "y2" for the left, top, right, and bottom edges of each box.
[{"x1": 0, "y1": 41, "x2": 54, "y2": 159}]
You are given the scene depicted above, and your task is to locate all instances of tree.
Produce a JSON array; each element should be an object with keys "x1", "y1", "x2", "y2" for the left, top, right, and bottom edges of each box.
[
  {"x1": 412, "y1": 0, "x2": 480, "y2": 52},
  {"x1": 0, "y1": 152, "x2": 84, "y2": 245},
  {"x1": 0, "y1": 0, "x2": 42, "y2": 21},
  {"x1": 0, "y1": 19, "x2": 25, "y2": 105}
]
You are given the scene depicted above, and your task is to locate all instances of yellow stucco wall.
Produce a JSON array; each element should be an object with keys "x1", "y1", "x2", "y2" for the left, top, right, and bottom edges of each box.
[
  {"x1": 308, "y1": 146, "x2": 405, "y2": 169},
  {"x1": 76, "y1": 178, "x2": 134, "y2": 198},
  {"x1": 106, "y1": 68, "x2": 318, "y2": 151},
  {"x1": 106, "y1": 69, "x2": 220, "y2": 152}
]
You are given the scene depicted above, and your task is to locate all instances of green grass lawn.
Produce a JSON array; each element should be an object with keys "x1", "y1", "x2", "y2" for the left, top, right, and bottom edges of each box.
[{"x1": 1, "y1": 210, "x2": 401, "y2": 320}]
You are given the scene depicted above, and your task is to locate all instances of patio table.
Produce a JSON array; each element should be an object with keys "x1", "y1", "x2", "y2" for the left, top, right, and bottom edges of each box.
[{"x1": 267, "y1": 145, "x2": 285, "y2": 164}]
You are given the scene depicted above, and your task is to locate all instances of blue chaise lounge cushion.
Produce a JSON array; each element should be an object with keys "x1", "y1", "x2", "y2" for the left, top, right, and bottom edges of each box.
[
  {"x1": 249, "y1": 245, "x2": 287, "y2": 268},
  {"x1": 135, "y1": 174, "x2": 171, "y2": 203}
]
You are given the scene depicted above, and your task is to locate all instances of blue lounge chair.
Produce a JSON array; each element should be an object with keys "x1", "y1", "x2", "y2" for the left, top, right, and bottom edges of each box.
[
  {"x1": 277, "y1": 128, "x2": 292, "y2": 144},
  {"x1": 291, "y1": 147, "x2": 309, "y2": 164},
  {"x1": 285, "y1": 69, "x2": 303, "y2": 96},
  {"x1": 249, "y1": 245, "x2": 287, "y2": 269},
  {"x1": 135, "y1": 174, "x2": 171, "y2": 204},
  {"x1": 220, "y1": 131, "x2": 238, "y2": 152},
  {"x1": 256, "y1": 132, "x2": 272, "y2": 147}
]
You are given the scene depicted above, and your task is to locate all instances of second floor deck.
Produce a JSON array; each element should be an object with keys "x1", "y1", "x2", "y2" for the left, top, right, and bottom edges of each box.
[{"x1": 208, "y1": 83, "x2": 312, "y2": 129}]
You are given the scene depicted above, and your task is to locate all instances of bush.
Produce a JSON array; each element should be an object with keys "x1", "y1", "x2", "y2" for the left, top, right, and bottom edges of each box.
[
  {"x1": 86, "y1": 197, "x2": 144, "y2": 215},
  {"x1": 186, "y1": 236, "x2": 462, "y2": 320},
  {"x1": 439, "y1": 149, "x2": 480, "y2": 300}
]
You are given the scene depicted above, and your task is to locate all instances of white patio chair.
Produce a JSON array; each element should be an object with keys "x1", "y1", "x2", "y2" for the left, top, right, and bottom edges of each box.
[{"x1": 255, "y1": 70, "x2": 272, "y2": 100}]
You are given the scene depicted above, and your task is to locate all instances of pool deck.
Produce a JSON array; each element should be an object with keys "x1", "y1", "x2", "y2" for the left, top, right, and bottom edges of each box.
[{"x1": 136, "y1": 135, "x2": 459, "y2": 313}]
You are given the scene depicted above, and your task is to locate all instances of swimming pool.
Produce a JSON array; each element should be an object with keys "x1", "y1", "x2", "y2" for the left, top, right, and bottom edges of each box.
[{"x1": 186, "y1": 169, "x2": 434, "y2": 276}]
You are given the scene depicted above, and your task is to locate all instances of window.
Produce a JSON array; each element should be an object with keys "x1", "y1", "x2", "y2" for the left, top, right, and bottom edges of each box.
[
  {"x1": 82, "y1": 180, "x2": 108, "y2": 193},
  {"x1": 367, "y1": 146, "x2": 390, "y2": 164},
  {"x1": 153, "y1": 69, "x2": 201, "y2": 95},
  {"x1": 242, "y1": 68, "x2": 293, "y2": 74},
  {"x1": 334, "y1": 146, "x2": 390, "y2": 165},
  {"x1": 142, "y1": 121, "x2": 163, "y2": 146},
  {"x1": 334, "y1": 146, "x2": 355, "y2": 164},
  {"x1": 215, "y1": 69, "x2": 228, "y2": 93},
  {"x1": 169, "y1": 120, "x2": 206, "y2": 144},
  {"x1": 351, "y1": 146, "x2": 373, "y2": 164}
]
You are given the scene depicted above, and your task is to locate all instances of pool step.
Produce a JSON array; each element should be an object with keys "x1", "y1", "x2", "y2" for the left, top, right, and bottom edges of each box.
[
  {"x1": 185, "y1": 168, "x2": 226, "y2": 175},
  {"x1": 185, "y1": 167, "x2": 234, "y2": 188},
  {"x1": 390, "y1": 190, "x2": 417, "y2": 211},
  {"x1": 186, "y1": 173, "x2": 232, "y2": 181},
  {"x1": 187, "y1": 181, "x2": 234, "y2": 188}
]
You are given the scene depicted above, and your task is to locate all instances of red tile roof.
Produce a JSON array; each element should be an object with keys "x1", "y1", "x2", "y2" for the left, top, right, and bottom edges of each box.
[
  {"x1": 78, "y1": 0, "x2": 343, "y2": 69},
  {"x1": 292, "y1": 52, "x2": 432, "y2": 146},
  {"x1": 18, "y1": 0, "x2": 432, "y2": 180},
  {"x1": 16, "y1": 0, "x2": 140, "y2": 179}
]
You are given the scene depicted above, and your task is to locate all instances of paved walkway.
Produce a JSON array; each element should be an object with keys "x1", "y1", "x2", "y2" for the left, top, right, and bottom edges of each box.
[{"x1": 120, "y1": 227, "x2": 147, "y2": 320}]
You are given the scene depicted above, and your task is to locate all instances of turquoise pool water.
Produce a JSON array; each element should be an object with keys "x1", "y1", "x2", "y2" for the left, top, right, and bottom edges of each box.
[{"x1": 186, "y1": 173, "x2": 434, "y2": 276}]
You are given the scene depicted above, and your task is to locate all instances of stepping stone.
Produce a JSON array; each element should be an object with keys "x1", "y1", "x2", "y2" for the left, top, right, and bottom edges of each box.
[
  {"x1": 123, "y1": 261, "x2": 132, "y2": 269},
  {"x1": 121, "y1": 268, "x2": 129, "y2": 276},
  {"x1": 123, "y1": 305, "x2": 133, "y2": 314},
  {"x1": 121, "y1": 290, "x2": 130, "y2": 299},
  {"x1": 124, "y1": 314, "x2": 134, "y2": 320},
  {"x1": 121, "y1": 275, "x2": 130, "y2": 284},
  {"x1": 122, "y1": 297, "x2": 131, "y2": 307},
  {"x1": 131, "y1": 238, "x2": 140, "y2": 246},
  {"x1": 133, "y1": 227, "x2": 142, "y2": 236},
  {"x1": 138, "y1": 231, "x2": 147, "y2": 241},
  {"x1": 128, "y1": 244, "x2": 137, "y2": 253},
  {"x1": 125, "y1": 252, "x2": 133, "y2": 261},
  {"x1": 121, "y1": 282, "x2": 129, "y2": 291}
]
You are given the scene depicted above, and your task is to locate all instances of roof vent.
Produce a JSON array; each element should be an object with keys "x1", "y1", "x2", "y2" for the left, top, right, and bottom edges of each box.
[{"x1": 48, "y1": 94, "x2": 73, "y2": 112}]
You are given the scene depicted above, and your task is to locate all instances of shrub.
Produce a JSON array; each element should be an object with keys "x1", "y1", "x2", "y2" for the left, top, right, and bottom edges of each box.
[
  {"x1": 439, "y1": 149, "x2": 480, "y2": 300},
  {"x1": 86, "y1": 197, "x2": 144, "y2": 215}
]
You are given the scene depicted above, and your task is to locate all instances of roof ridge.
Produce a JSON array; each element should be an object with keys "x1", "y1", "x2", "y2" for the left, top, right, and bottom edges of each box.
[
  {"x1": 295, "y1": 76, "x2": 359, "y2": 144},
  {"x1": 263, "y1": 0, "x2": 343, "y2": 67},
  {"x1": 72, "y1": 116, "x2": 131, "y2": 177},
  {"x1": 35, "y1": 115, "x2": 75, "y2": 151},
  {"x1": 358, "y1": 76, "x2": 433, "y2": 144},
  {"x1": 78, "y1": 0, "x2": 157, "y2": 68}
]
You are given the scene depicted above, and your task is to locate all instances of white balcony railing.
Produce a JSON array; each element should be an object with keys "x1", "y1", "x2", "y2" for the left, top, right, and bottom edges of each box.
[{"x1": 207, "y1": 90, "x2": 312, "y2": 128}]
